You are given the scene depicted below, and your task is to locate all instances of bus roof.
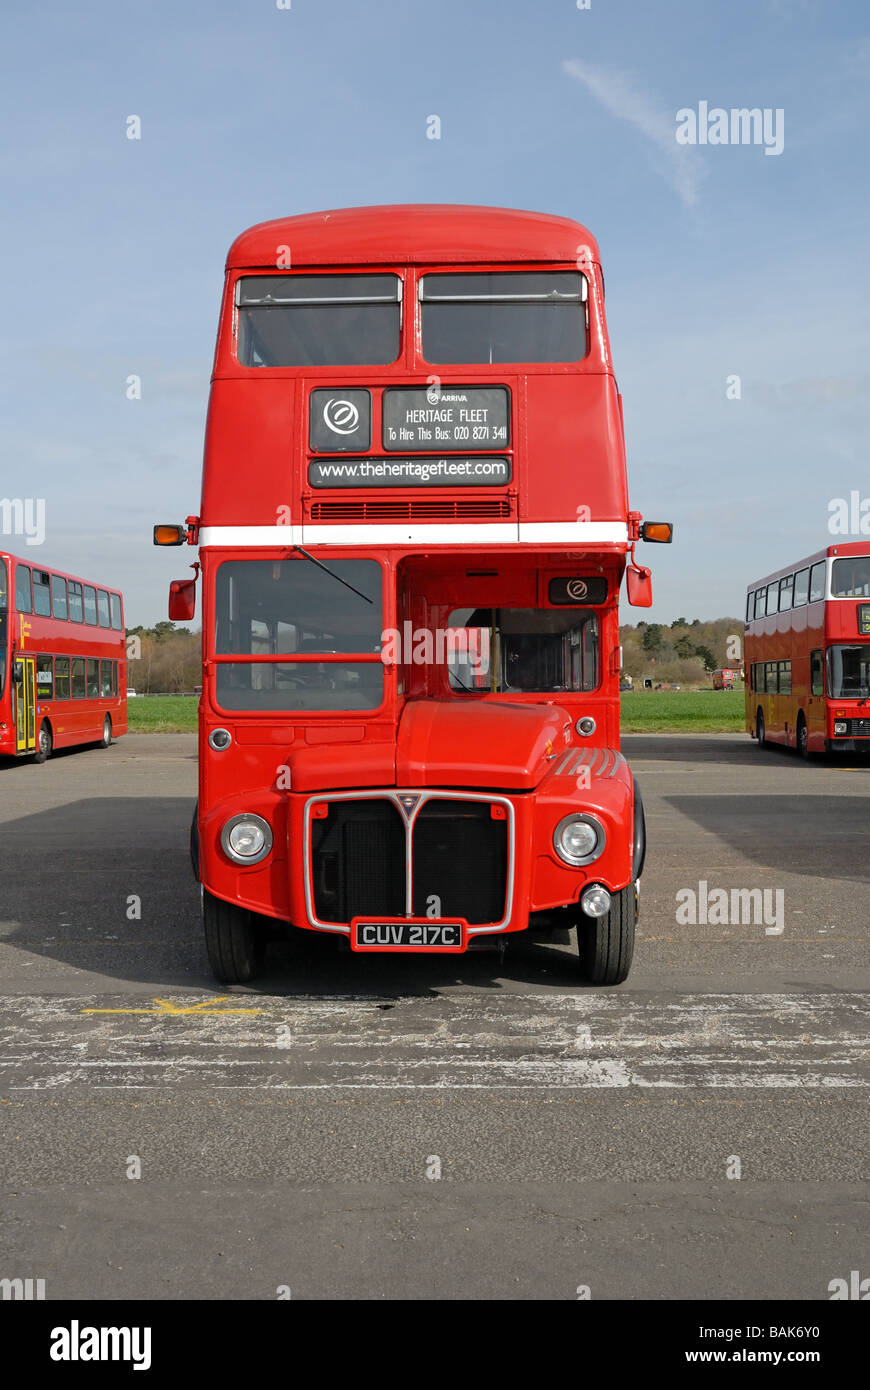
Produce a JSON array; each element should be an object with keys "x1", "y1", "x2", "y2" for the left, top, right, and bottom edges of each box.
[
  {"x1": 226, "y1": 204, "x2": 601, "y2": 271},
  {"x1": 0, "y1": 549, "x2": 123, "y2": 599},
  {"x1": 745, "y1": 540, "x2": 870, "y2": 592}
]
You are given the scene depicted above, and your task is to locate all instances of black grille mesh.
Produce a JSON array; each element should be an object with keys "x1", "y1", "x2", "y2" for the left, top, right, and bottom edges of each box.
[
  {"x1": 311, "y1": 800, "x2": 404, "y2": 922},
  {"x1": 411, "y1": 800, "x2": 507, "y2": 923}
]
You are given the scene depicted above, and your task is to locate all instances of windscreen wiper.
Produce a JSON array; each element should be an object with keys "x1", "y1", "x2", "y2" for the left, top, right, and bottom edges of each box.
[{"x1": 292, "y1": 545, "x2": 373, "y2": 604}]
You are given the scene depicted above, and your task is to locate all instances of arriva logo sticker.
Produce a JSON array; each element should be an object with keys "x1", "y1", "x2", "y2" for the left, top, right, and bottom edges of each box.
[{"x1": 323, "y1": 398, "x2": 360, "y2": 434}]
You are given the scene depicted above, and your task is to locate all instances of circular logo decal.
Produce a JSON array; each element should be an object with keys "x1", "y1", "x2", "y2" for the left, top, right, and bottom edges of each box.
[
  {"x1": 567, "y1": 579, "x2": 588, "y2": 601},
  {"x1": 323, "y1": 398, "x2": 360, "y2": 434}
]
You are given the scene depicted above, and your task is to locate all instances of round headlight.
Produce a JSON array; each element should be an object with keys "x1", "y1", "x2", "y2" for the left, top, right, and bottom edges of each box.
[
  {"x1": 209, "y1": 728, "x2": 232, "y2": 751},
  {"x1": 575, "y1": 716, "x2": 597, "y2": 736},
  {"x1": 554, "y1": 814, "x2": 605, "y2": 866},
  {"x1": 221, "y1": 814, "x2": 273, "y2": 865}
]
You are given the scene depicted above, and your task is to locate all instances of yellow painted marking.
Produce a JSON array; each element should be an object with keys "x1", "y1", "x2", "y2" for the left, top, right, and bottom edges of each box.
[{"x1": 82, "y1": 996, "x2": 262, "y2": 1016}]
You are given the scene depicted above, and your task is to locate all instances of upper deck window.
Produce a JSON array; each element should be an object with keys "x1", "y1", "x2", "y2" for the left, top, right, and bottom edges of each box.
[
  {"x1": 235, "y1": 274, "x2": 401, "y2": 367},
  {"x1": 33, "y1": 569, "x2": 52, "y2": 617},
  {"x1": 809, "y1": 562, "x2": 826, "y2": 603},
  {"x1": 14, "y1": 564, "x2": 31, "y2": 613},
  {"x1": 420, "y1": 271, "x2": 587, "y2": 365},
  {"x1": 831, "y1": 556, "x2": 870, "y2": 598},
  {"x1": 51, "y1": 574, "x2": 68, "y2": 620}
]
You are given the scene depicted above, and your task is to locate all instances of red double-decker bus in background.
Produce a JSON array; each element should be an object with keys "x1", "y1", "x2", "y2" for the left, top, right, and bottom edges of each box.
[
  {"x1": 156, "y1": 204, "x2": 671, "y2": 984},
  {"x1": 0, "y1": 551, "x2": 127, "y2": 762},
  {"x1": 745, "y1": 540, "x2": 870, "y2": 757}
]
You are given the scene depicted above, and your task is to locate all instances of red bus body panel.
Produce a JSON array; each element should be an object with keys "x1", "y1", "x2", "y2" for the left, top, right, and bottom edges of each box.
[
  {"x1": 191, "y1": 205, "x2": 648, "y2": 949},
  {"x1": 0, "y1": 551, "x2": 127, "y2": 758},
  {"x1": 745, "y1": 540, "x2": 870, "y2": 753}
]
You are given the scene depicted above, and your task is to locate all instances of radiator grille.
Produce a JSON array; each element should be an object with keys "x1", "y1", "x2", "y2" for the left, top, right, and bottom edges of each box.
[
  {"x1": 843, "y1": 718, "x2": 870, "y2": 735},
  {"x1": 309, "y1": 794, "x2": 509, "y2": 927}
]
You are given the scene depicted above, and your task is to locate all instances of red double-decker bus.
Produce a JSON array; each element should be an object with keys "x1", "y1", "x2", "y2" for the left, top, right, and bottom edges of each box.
[
  {"x1": 745, "y1": 540, "x2": 870, "y2": 756},
  {"x1": 0, "y1": 550, "x2": 127, "y2": 762},
  {"x1": 156, "y1": 204, "x2": 670, "y2": 983}
]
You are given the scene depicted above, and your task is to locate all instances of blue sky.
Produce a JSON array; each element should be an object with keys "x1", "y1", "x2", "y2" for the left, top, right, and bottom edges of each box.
[{"x1": 1, "y1": 0, "x2": 867, "y2": 625}]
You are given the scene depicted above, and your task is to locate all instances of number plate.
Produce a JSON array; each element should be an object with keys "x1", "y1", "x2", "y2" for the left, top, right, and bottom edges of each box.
[{"x1": 351, "y1": 919, "x2": 467, "y2": 952}]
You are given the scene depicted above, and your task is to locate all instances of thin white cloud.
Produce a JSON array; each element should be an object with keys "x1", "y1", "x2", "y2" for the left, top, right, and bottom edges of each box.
[{"x1": 563, "y1": 59, "x2": 704, "y2": 207}]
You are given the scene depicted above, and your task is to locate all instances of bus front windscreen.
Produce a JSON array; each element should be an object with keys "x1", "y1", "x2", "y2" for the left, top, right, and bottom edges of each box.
[
  {"x1": 213, "y1": 557, "x2": 384, "y2": 711},
  {"x1": 831, "y1": 557, "x2": 870, "y2": 598},
  {"x1": 827, "y1": 644, "x2": 870, "y2": 699}
]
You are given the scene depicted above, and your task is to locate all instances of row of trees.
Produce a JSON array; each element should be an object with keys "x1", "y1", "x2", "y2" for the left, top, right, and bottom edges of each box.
[
  {"x1": 620, "y1": 617, "x2": 744, "y2": 686},
  {"x1": 126, "y1": 623, "x2": 201, "y2": 694}
]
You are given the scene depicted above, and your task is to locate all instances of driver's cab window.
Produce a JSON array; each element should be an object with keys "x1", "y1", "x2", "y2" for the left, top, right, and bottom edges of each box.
[{"x1": 447, "y1": 607, "x2": 598, "y2": 693}]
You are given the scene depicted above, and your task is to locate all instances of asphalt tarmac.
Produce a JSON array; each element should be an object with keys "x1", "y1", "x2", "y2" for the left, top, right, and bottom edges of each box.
[{"x1": 0, "y1": 733, "x2": 866, "y2": 1299}]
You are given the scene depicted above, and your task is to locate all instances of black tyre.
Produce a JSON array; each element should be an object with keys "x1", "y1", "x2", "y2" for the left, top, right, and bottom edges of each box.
[
  {"x1": 796, "y1": 713, "x2": 810, "y2": 760},
  {"x1": 33, "y1": 721, "x2": 52, "y2": 764},
  {"x1": 202, "y1": 887, "x2": 264, "y2": 983},
  {"x1": 99, "y1": 715, "x2": 112, "y2": 748},
  {"x1": 756, "y1": 709, "x2": 766, "y2": 747},
  {"x1": 576, "y1": 882, "x2": 637, "y2": 985}
]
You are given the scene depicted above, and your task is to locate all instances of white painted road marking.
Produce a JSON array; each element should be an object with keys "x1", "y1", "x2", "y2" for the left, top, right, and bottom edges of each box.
[{"x1": 0, "y1": 992, "x2": 867, "y2": 1091}]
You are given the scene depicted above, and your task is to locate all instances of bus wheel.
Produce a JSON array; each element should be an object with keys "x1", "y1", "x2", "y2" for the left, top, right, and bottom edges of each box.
[
  {"x1": 797, "y1": 714, "x2": 810, "y2": 760},
  {"x1": 756, "y1": 710, "x2": 766, "y2": 747},
  {"x1": 33, "y1": 721, "x2": 53, "y2": 764},
  {"x1": 99, "y1": 716, "x2": 112, "y2": 748},
  {"x1": 202, "y1": 888, "x2": 264, "y2": 984},
  {"x1": 576, "y1": 882, "x2": 636, "y2": 985}
]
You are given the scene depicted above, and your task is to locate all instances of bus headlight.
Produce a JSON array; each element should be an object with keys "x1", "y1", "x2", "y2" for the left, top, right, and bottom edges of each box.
[
  {"x1": 833, "y1": 721, "x2": 848, "y2": 735},
  {"x1": 553, "y1": 814, "x2": 605, "y2": 866},
  {"x1": 221, "y1": 814, "x2": 273, "y2": 865},
  {"x1": 581, "y1": 884, "x2": 612, "y2": 917}
]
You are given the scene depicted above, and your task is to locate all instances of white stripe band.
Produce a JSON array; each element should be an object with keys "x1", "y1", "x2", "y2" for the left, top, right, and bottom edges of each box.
[{"x1": 198, "y1": 522, "x2": 629, "y2": 547}]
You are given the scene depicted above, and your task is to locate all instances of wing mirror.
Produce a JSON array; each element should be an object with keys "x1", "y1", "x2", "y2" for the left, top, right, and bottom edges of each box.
[
  {"x1": 626, "y1": 565, "x2": 653, "y2": 607},
  {"x1": 168, "y1": 579, "x2": 196, "y2": 621}
]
